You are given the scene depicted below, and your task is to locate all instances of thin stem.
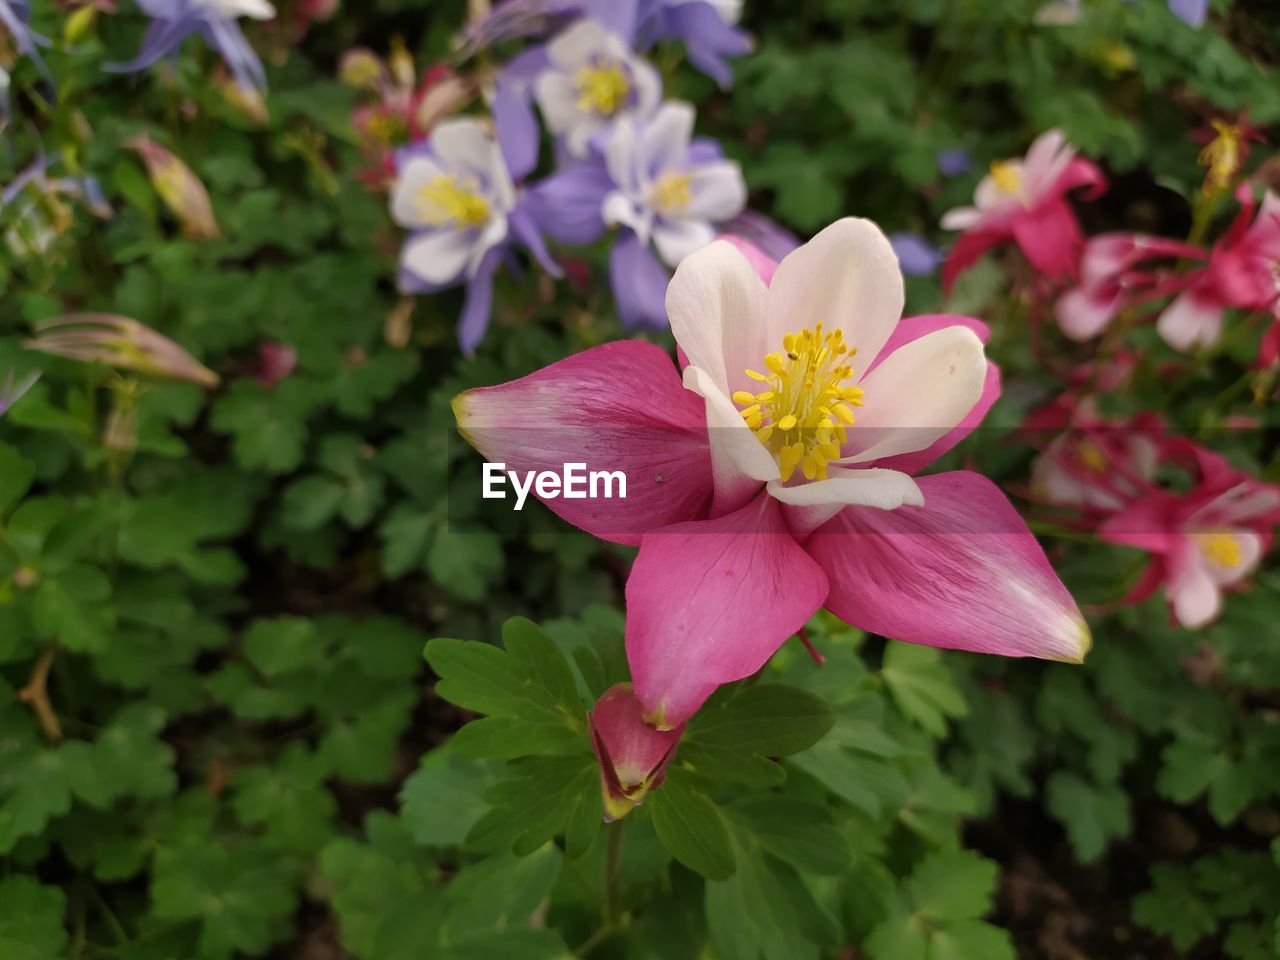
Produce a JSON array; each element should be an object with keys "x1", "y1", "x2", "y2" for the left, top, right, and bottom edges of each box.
[
  {"x1": 18, "y1": 647, "x2": 62, "y2": 742},
  {"x1": 604, "y1": 820, "x2": 624, "y2": 925},
  {"x1": 572, "y1": 923, "x2": 614, "y2": 958}
]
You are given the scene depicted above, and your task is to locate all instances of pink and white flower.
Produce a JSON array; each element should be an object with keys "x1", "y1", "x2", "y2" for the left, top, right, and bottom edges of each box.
[
  {"x1": 454, "y1": 218, "x2": 1089, "y2": 728},
  {"x1": 1100, "y1": 444, "x2": 1280, "y2": 628},
  {"x1": 940, "y1": 129, "x2": 1106, "y2": 291},
  {"x1": 1155, "y1": 190, "x2": 1280, "y2": 351}
]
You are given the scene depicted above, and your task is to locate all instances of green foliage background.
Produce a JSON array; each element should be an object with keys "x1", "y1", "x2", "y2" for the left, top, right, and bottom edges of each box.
[{"x1": 1, "y1": 0, "x2": 1279, "y2": 957}]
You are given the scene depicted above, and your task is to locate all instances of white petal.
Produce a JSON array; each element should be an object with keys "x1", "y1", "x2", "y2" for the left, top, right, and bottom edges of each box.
[
  {"x1": 684, "y1": 161, "x2": 747, "y2": 222},
  {"x1": 630, "y1": 58, "x2": 663, "y2": 117},
  {"x1": 390, "y1": 157, "x2": 444, "y2": 228},
  {"x1": 939, "y1": 206, "x2": 983, "y2": 231},
  {"x1": 1022, "y1": 129, "x2": 1074, "y2": 200},
  {"x1": 1169, "y1": 551, "x2": 1221, "y2": 629},
  {"x1": 545, "y1": 19, "x2": 612, "y2": 71},
  {"x1": 604, "y1": 118, "x2": 640, "y2": 191},
  {"x1": 638, "y1": 102, "x2": 695, "y2": 181},
  {"x1": 1056, "y1": 286, "x2": 1121, "y2": 341},
  {"x1": 467, "y1": 216, "x2": 509, "y2": 276},
  {"x1": 769, "y1": 467, "x2": 924, "y2": 537},
  {"x1": 839, "y1": 325, "x2": 986, "y2": 464},
  {"x1": 1157, "y1": 289, "x2": 1224, "y2": 351},
  {"x1": 402, "y1": 230, "x2": 474, "y2": 286},
  {"x1": 683, "y1": 365, "x2": 780, "y2": 499},
  {"x1": 430, "y1": 118, "x2": 499, "y2": 180},
  {"x1": 974, "y1": 168, "x2": 1023, "y2": 209},
  {"x1": 534, "y1": 72, "x2": 582, "y2": 138},
  {"x1": 603, "y1": 191, "x2": 646, "y2": 236},
  {"x1": 765, "y1": 218, "x2": 905, "y2": 380},
  {"x1": 653, "y1": 218, "x2": 716, "y2": 267},
  {"x1": 666, "y1": 240, "x2": 770, "y2": 395}
]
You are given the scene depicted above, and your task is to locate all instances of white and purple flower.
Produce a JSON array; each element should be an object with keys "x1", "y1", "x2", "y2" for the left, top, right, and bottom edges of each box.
[
  {"x1": 529, "y1": 99, "x2": 746, "y2": 327},
  {"x1": 390, "y1": 116, "x2": 559, "y2": 353},
  {"x1": 0, "y1": 0, "x2": 52, "y2": 113},
  {"x1": 105, "y1": 0, "x2": 276, "y2": 92}
]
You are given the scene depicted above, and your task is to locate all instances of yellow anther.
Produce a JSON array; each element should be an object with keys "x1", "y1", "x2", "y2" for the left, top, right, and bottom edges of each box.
[
  {"x1": 651, "y1": 172, "x2": 693, "y2": 215},
  {"x1": 990, "y1": 160, "x2": 1024, "y2": 198},
  {"x1": 574, "y1": 61, "x2": 630, "y2": 115},
  {"x1": 734, "y1": 324, "x2": 864, "y2": 482},
  {"x1": 1078, "y1": 439, "x2": 1108, "y2": 473},
  {"x1": 1200, "y1": 533, "x2": 1243, "y2": 568},
  {"x1": 416, "y1": 175, "x2": 490, "y2": 228}
]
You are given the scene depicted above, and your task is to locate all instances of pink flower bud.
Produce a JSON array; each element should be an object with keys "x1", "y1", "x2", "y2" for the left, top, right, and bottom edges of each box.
[
  {"x1": 255, "y1": 340, "x2": 297, "y2": 388},
  {"x1": 125, "y1": 136, "x2": 220, "y2": 240},
  {"x1": 25, "y1": 314, "x2": 219, "y2": 388},
  {"x1": 589, "y1": 684, "x2": 684, "y2": 822}
]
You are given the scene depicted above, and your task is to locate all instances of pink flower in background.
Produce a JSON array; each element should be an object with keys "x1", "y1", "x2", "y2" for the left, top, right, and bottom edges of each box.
[
  {"x1": 343, "y1": 46, "x2": 473, "y2": 191},
  {"x1": 454, "y1": 218, "x2": 1089, "y2": 729},
  {"x1": 941, "y1": 129, "x2": 1106, "y2": 291},
  {"x1": 1154, "y1": 189, "x2": 1280, "y2": 351},
  {"x1": 1100, "y1": 443, "x2": 1280, "y2": 628},
  {"x1": 254, "y1": 340, "x2": 296, "y2": 388},
  {"x1": 1055, "y1": 233, "x2": 1205, "y2": 340},
  {"x1": 590, "y1": 683, "x2": 683, "y2": 820}
]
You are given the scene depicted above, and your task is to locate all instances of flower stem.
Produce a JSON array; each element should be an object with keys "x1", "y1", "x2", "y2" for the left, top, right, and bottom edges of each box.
[
  {"x1": 605, "y1": 820, "x2": 624, "y2": 924},
  {"x1": 18, "y1": 647, "x2": 62, "y2": 742}
]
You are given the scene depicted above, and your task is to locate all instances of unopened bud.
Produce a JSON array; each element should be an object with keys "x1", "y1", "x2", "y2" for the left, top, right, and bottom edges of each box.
[
  {"x1": 125, "y1": 136, "x2": 221, "y2": 239},
  {"x1": 589, "y1": 683, "x2": 684, "y2": 822}
]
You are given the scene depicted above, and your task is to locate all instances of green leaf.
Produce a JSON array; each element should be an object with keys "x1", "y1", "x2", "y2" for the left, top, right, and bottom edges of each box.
[
  {"x1": 686, "y1": 684, "x2": 835, "y2": 756},
  {"x1": 0, "y1": 442, "x2": 35, "y2": 516},
  {"x1": 726, "y1": 795, "x2": 851, "y2": 875},
  {"x1": 906, "y1": 851, "x2": 998, "y2": 922},
  {"x1": 881, "y1": 641, "x2": 967, "y2": 737},
  {"x1": 0, "y1": 876, "x2": 66, "y2": 960},
  {"x1": 648, "y1": 770, "x2": 735, "y2": 881},
  {"x1": 1132, "y1": 864, "x2": 1219, "y2": 951},
  {"x1": 1046, "y1": 771, "x2": 1131, "y2": 863},
  {"x1": 400, "y1": 748, "x2": 500, "y2": 848}
]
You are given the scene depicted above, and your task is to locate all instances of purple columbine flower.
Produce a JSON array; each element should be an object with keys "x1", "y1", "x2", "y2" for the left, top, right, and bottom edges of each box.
[
  {"x1": 888, "y1": 231, "x2": 943, "y2": 277},
  {"x1": 936, "y1": 148, "x2": 972, "y2": 178},
  {"x1": 529, "y1": 99, "x2": 746, "y2": 328},
  {"x1": 1165, "y1": 0, "x2": 1207, "y2": 26},
  {"x1": 0, "y1": 369, "x2": 39, "y2": 418},
  {"x1": 491, "y1": 17, "x2": 661, "y2": 180},
  {"x1": 0, "y1": 0, "x2": 53, "y2": 113},
  {"x1": 467, "y1": 0, "x2": 750, "y2": 87},
  {"x1": 389, "y1": 116, "x2": 560, "y2": 353},
  {"x1": 105, "y1": 0, "x2": 276, "y2": 92},
  {"x1": 3, "y1": 155, "x2": 112, "y2": 259}
]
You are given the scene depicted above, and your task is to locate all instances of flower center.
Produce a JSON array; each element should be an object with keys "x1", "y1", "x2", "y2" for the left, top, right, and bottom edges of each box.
[
  {"x1": 1077, "y1": 439, "x2": 1108, "y2": 473},
  {"x1": 1199, "y1": 532, "x2": 1243, "y2": 568},
  {"x1": 733, "y1": 324, "x2": 864, "y2": 482},
  {"x1": 415, "y1": 174, "x2": 490, "y2": 228},
  {"x1": 651, "y1": 172, "x2": 693, "y2": 215},
  {"x1": 574, "y1": 61, "x2": 630, "y2": 116},
  {"x1": 990, "y1": 160, "x2": 1024, "y2": 199}
]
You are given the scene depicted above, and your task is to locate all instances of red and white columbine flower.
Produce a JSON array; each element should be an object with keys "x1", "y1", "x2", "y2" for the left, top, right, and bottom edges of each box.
[
  {"x1": 940, "y1": 129, "x2": 1106, "y2": 291},
  {"x1": 454, "y1": 218, "x2": 1090, "y2": 729},
  {"x1": 1058, "y1": 190, "x2": 1280, "y2": 349},
  {"x1": 1099, "y1": 443, "x2": 1280, "y2": 628},
  {"x1": 1155, "y1": 190, "x2": 1280, "y2": 351}
]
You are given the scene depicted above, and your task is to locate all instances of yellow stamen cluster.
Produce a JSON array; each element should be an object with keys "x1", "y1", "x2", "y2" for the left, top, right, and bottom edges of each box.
[
  {"x1": 574, "y1": 61, "x2": 630, "y2": 115},
  {"x1": 1077, "y1": 439, "x2": 1108, "y2": 474},
  {"x1": 1199, "y1": 120, "x2": 1243, "y2": 195},
  {"x1": 733, "y1": 324, "x2": 865, "y2": 482},
  {"x1": 1200, "y1": 532, "x2": 1243, "y2": 568},
  {"x1": 651, "y1": 172, "x2": 693, "y2": 215},
  {"x1": 416, "y1": 174, "x2": 490, "y2": 228},
  {"x1": 990, "y1": 160, "x2": 1024, "y2": 199}
]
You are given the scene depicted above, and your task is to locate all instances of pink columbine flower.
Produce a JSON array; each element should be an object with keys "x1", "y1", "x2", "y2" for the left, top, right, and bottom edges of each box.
[
  {"x1": 1055, "y1": 232, "x2": 1206, "y2": 341},
  {"x1": 940, "y1": 129, "x2": 1106, "y2": 291},
  {"x1": 1099, "y1": 443, "x2": 1280, "y2": 628},
  {"x1": 590, "y1": 683, "x2": 683, "y2": 820},
  {"x1": 454, "y1": 218, "x2": 1089, "y2": 729},
  {"x1": 1154, "y1": 189, "x2": 1280, "y2": 351}
]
